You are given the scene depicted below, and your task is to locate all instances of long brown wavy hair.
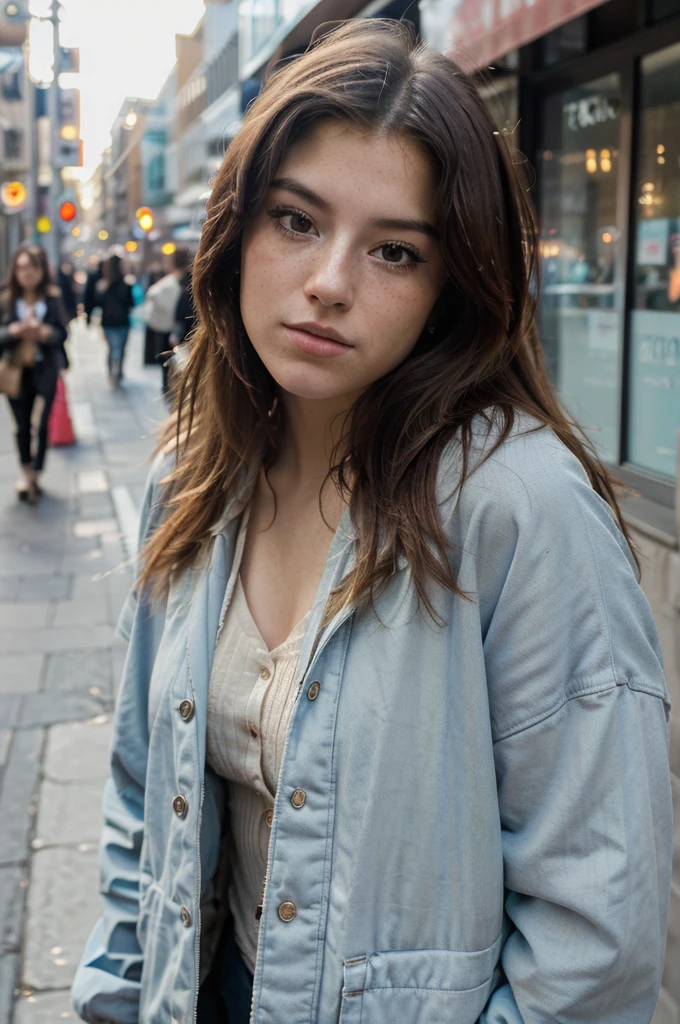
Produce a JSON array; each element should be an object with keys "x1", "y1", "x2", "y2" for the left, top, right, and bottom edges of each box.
[{"x1": 139, "y1": 18, "x2": 636, "y2": 625}]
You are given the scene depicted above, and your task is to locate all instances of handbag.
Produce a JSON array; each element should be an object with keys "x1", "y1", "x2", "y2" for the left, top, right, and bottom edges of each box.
[{"x1": 0, "y1": 336, "x2": 38, "y2": 399}]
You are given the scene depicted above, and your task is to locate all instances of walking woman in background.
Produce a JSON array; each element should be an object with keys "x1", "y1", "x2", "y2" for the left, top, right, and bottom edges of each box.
[
  {"x1": 85, "y1": 253, "x2": 134, "y2": 387},
  {"x1": 73, "y1": 20, "x2": 672, "y2": 1024},
  {"x1": 0, "y1": 245, "x2": 68, "y2": 503}
]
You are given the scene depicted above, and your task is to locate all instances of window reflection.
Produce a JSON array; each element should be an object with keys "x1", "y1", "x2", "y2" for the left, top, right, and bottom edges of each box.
[
  {"x1": 538, "y1": 73, "x2": 622, "y2": 462},
  {"x1": 628, "y1": 44, "x2": 680, "y2": 481}
]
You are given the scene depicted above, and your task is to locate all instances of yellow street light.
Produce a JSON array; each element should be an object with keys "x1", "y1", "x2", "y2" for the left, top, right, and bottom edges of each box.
[
  {"x1": 161, "y1": 242, "x2": 176, "y2": 256},
  {"x1": 71, "y1": 226, "x2": 80, "y2": 237},
  {"x1": 36, "y1": 216, "x2": 52, "y2": 234},
  {"x1": 125, "y1": 240, "x2": 138, "y2": 252},
  {"x1": 1, "y1": 180, "x2": 27, "y2": 208},
  {"x1": 98, "y1": 229, "x2": 109, "y2": 241},
  {"x1": 139, "y1": 212, "x2": 153, "y2": 232}
]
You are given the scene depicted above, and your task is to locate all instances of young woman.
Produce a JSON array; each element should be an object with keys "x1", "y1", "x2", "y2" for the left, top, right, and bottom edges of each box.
[
  {"x1": 0, "y1": 245, "x2": 68, "y2": 503},
  {"x1": 72, "y1": 20, "x2": 672, "y2": 1024},
  {"x1": 85, "y1": 253, "x2": 134, "y2": 387}
]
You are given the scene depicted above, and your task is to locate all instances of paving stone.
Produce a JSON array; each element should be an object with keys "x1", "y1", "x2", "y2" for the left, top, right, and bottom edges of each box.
[
  {"x1": 44, "y1": 649, "x2": 113, "y2": 696},
  {"x1": 0, "y1": 604, "x2": 50, "y2": 630},
  {"x1": 0, "y1": 951, "x2": 19, "y2": 1024},
  {"x1": 43, "y1": 718, "x2": 112, "y2": 784},
  {"x1": 0, "y1": 625, "x2": 116, "y2": 656},
  {"x1": 70, "y1": 573, "x2": 108, "y2": 600},
  {"x1": 34, "y1": 779, "x2": 105, "y2": 846},
  {"x1": 0, "y1": 576, "x2": 18, "y2": 600},
  {"x1": 0, "y1": 729, "x2": 43, "y2": 866},
  {"x1": 14, "y1": 989, "x2": 79, "y2": 1023},
  {"x1": 22, "y1": 846, "x2": 101, "y2": 991},
  {"x1": 0, "y1": 656, "x2": 44, "y2": 695},
  {"x1": 15, "y1": 576, "x2": 70, "y2": 602},
  {"x1": 51, "y1": 597, "x2": 111, "y2": 629},
  {"x1": 0, "y1": 730, "x2": 10, "y2": 769},
  {"x1": 0, "y1": 696, "x2": 21, "y2": 732},
  {"x1": 18, "y1": 692, "x2": 109, "y2": 730},
  {"x1": 0, "y1": 865, "x2": 26, "y2": 953}
]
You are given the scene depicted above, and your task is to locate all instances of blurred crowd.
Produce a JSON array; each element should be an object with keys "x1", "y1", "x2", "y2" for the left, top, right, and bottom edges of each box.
[{"x1": 0, "y1": 242, "x2": 196, "y2": 504}]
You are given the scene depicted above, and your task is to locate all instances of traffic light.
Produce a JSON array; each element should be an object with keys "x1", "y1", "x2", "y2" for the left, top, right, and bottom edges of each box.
[
  {"x1": 59, "y1": 200, "x2": 77, "y2": 222},
  {"x1": 136, "y1": 206, "x2": 153, "y2": 232}
]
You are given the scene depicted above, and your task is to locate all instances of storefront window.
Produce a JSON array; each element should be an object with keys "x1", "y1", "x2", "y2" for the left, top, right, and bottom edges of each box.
[
  {"x1": 628, "y1": 42, "x2": 680, "y2": 480},
  {"x1": 538, "y1": 73, "x2": 622, "y2": 462}
]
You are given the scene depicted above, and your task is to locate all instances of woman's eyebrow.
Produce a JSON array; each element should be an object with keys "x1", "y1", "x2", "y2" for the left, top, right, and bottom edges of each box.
[
  {"x1": 270, "y1": 176, "x2": 438, "y2": 240},
  {"x1": 270, "y1": 177, "x2": 329, "y2": 210},
  {"x1": 369, "y1": 217, "x2": 439, "y2": 241}
]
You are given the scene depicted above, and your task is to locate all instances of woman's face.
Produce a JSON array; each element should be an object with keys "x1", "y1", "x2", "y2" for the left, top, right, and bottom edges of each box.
[
  {"x1": 15, "y1": 253, "x2": 44, "y2": 295},
  {"x1": 240, "y1": 121, "x2": 446, "y2": 405}
]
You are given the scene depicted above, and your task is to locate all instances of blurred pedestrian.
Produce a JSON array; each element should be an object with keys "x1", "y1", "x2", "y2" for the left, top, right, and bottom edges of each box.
[
  {"x1": 0, "y1": 245, "x2": 68, "y2": 503},
  {"x1": 58, "y1": 262, "x2": 79, "y2": 322},
  {"x1": 163, "y1": 260, "x2": 196, "y2": 402},
  {"x1": 142, "y1": 247, "x2": 192, "y2": 390},
  {"x1": 143, "y1": 264, "x2": 164, "y2": 365},
  {"x1": 84, "y1": 253, "x2": 134, "y2": 388}
]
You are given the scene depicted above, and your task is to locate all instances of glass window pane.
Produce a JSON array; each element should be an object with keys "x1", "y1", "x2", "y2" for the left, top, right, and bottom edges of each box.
[
  {"x1": 538, "y1": 73, "x2": 622, "y2": 462},
  {"x1": 628, "y1": 42, "x2": 680, "y2": 481}
]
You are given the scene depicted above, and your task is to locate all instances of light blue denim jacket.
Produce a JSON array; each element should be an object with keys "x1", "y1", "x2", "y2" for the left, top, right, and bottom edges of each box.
[{"x1": 72, "y1": 416, "x2": 672, "y2": 1024}]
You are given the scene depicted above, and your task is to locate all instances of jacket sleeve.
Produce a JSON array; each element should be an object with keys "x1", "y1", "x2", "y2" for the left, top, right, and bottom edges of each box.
[
  {"x1": 71, "y1": 454, "x2": 171, "y2": 1023},
  {"x1": 43, "y1": 295, "x2": 69, "y2": 347},
  {"x1": 470, "y1": 432, "x2": 673, "y2": 1024}
]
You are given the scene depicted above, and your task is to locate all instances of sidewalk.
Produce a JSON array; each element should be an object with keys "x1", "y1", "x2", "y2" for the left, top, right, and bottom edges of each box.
[{"x1": 0, "y1": 322, "x2": 164, "y2": 1023}]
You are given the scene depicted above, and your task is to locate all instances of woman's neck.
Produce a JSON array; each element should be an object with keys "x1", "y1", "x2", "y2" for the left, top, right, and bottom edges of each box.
[
  {"x1": 22, "y1": 290, "x2": 38, "y2": 305},
  {"x1": 276, "y1": 390, "x2": 359, "y2": 494}
]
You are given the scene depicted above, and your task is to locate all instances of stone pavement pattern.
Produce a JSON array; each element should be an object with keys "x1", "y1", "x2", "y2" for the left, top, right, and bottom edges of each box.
[{"x1": 0, "y1": 322, "x2": 163, "y2": 1023}]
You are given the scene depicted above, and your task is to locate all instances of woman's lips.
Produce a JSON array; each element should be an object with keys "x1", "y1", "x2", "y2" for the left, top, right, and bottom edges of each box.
[{"x1": 284, "y1": 325, "x2": 352, "y2": 358}]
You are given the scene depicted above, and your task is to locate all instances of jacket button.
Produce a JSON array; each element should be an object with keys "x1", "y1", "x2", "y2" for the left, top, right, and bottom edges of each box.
[
  {"x1": 291, "y1": 789, "x2": 306, "y2": 808},
  {"x1": 172, "y1": 795, "x2": 188, "y2": 818},
  {"x1": 260, "y1": 666, "x2": 271, "y2": 681},
  {"x1": 265, "y1": 808, "x2": 274, "y2": 827},
  {"x1": 307, "y1": 680, "x2": 320, "y2": 700},
  {"x1": 178, "y1": 699, "x2": 194, "y2": 721},
  {"x1": 180, "y1": 906, "x2": 192, "y2": 927},
  {"x1": 278, "y1": 901, "x2": 296, "y2": 922}
]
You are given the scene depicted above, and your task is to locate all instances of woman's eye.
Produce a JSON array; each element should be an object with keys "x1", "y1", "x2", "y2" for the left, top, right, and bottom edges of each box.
[
  {"x1": 373, "y1": 243, "x2": 423, "y2": 267},
  {"x1": 276, "y1": 210, "x2": 314, "y2": 235}
]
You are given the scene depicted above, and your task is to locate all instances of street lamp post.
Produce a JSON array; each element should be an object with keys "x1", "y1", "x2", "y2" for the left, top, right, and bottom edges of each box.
[{"x1": 46, "y1": 0, "x2": 61, "y2": 269}]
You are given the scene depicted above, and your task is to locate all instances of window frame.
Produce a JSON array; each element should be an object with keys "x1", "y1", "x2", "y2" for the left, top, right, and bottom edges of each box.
[{"x1": 526, "y1": 12, "x2": 680, "y2": 510}]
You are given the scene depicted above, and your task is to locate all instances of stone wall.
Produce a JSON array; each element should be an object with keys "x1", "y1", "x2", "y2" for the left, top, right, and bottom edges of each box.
[{"x1": 635, "y1": 520, "x2": 680, "y2": 1024}]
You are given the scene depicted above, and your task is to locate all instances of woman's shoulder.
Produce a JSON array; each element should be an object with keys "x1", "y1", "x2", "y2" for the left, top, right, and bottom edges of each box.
[{"x1": 438, "y1": 410, "x2": 623, "y2": 549}]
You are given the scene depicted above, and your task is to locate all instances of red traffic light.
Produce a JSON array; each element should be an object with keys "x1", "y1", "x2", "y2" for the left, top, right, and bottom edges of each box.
[{"x1": 59, "y1": 201, "x2": 77, "y2": 222}]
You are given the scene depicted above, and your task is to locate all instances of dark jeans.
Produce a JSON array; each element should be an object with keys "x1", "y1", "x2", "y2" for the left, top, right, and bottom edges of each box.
[
  {"x1": 103, "y1": 326, "x2": 129, "y2": 379},
  {"x1": 8, "y1": 366, "x2": 57, "y2": 471},
  {"x1": 197, "y1": 927, "x2": 254, "y2": 1024}
]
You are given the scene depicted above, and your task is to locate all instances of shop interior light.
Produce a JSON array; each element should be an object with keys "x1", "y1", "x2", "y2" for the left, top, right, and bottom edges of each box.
[
  {"x1": 601, "y1": 231, "x2": 613, "y2": 244},
  {"x1": 98, "y1": 229, "x2": 109, "y2": 240},
  {"x1": 71, "y1": 226, "x2": 80, "y2": 236},
  {"x1": 125, "y1": 240, "x2": 138, "y2": 252},
  {"x1": 658, "y1": 156, "x2": 665, "y2": 165},
  {"x1": 585, "y1": 148, "x2": 597, "y2": 174},
  {"x1": 600, "y1": 149, "x2": 612, "y2": 173},
  {"x1": 657, "y1": 144, "x2": 665, "y2": 154},
  {"x1": 161, "y1": 242, "x2": 176, "y2": 256}
]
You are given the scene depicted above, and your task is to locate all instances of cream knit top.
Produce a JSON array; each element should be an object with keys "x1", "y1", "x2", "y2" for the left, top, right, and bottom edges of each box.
[{"x1": 206, "y1": 510, "x2": 311, "y2": 972}]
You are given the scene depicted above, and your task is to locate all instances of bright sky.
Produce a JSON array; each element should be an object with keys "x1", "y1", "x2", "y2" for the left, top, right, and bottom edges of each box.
[{"x1": 53, "y1": 0, "x2": 205, "y2": 179}]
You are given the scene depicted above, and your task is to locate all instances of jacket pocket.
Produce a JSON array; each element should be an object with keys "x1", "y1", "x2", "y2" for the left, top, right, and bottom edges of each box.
[{"x1": 339, "y1": 936, "x2": 501, "y2": 1024}]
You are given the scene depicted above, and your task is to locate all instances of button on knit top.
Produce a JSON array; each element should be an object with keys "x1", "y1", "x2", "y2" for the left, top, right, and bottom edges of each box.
[{"x1": 206, "y1": 509, "x2": 311, "y2": 972}]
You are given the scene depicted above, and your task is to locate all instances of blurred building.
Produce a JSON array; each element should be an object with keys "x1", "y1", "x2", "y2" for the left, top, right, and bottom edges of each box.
[{"x1": 0, "y1": 8, "x2": 31, "y2": 275}]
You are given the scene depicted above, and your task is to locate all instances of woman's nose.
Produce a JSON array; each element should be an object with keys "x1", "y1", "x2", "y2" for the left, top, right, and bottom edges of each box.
[{"x1": 303, "y1": 241, "x2": 354, "y2": 309}]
